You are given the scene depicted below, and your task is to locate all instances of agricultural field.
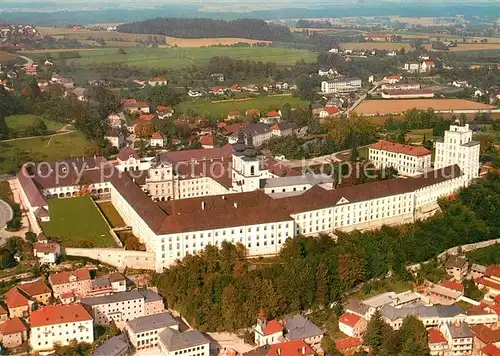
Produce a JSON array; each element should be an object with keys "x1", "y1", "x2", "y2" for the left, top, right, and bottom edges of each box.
[
  {"x1": 41, "y1": 196, "x2": 117, "y2": 248},
  {"x1": 0, "y1": 131, "x2": 90, "y2": 175},
  {"x1": 175, "y1": 95, "x2": 309, "y2": 117},
  {"x1": 340, "y1": 42, "x2": 411, "y2": 51},
  {"x1": 0, "y1": 51, "x2": 17, "y2": 63},
  {"x1": 28, "y1": 47, "x2": 317, "y2": 70},
  {"x1": 38, "y1": 27, "x2": 272, "y2": 47},
  {"x1": 5, "y1": 114, "x2": 64, "y2": 133},
  {"x1": 405, "y1": 128, "x2": 434, "y2": 143},
  {"x1": 353, "y1": 99, "x2": 497, "y2": 116}
]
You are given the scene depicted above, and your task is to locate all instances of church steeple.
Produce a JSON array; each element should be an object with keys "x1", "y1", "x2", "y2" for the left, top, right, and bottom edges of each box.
[
  {"x1": 244, "y1": 133, "x2": 256, "y2": 158},
  {"x1": 233, "y1": 129, "x2": 246, "y2": 153}
]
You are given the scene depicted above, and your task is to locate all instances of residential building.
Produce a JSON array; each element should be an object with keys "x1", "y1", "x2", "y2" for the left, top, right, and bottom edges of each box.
[
  {"x1": 49, "y1": 268, "x2": 92, "y2": 299},
  {"x1": 0, "y1": 306, "x2": 8, "y2": 324},
  {"x1": 271, "y1": 122, "x2": 297, "y2": 137},
  {"x1": 148, "y1": 77, "x2": 168, "y2": 86},
  {"x1": 107, "y1": 113, "x2": 123, "y2": 128},
  {"x1": 211, "y1": 73, "x2": 225, "y2": 82},
  {"x1": 369, "y1": 140, "x2": 432, "y2": 176},
  {"x1": 227, "y1": 110, "x2": 241, "y2": 121},
  {"x1": 3, "y1": 287, "x2": 34, "y2": 318},
  {"x1": 92, "y1": 335, "x2": 129, "y2": 356},
  {"x1": 338, "y1": 312, "x2": 367, "y2": 337},
  {"x1": 228, "y1": 124, "x2": 272, "y2": 147},
  {"x1": 156, "y1": 105, "x2": 174, "y2": 119},
  {"x1": 404, "y1": 62, "x2": 420, "y2": 73},
  {"x1": 158, "y1": 328, "x2": 210, "y2": 356},
  {"x1": 151, "y1": 132, "x2": 166, "y2": 147},
  {"x1": 0, "y1": 317, "x2": 28, "y2": 349},
  {"x1": 253, "y1": 309, "x2": 284, "y2": 346},
  {"x1": 428, "y1": 281, "x2": 464, "y2": 305},
  {"x1": 472, "y1": 264, "x2": 487, "y2": 279},
  {"x1": 200, "y1": 135, "x2": 216, "y2": 149},
  {"x1": 318, "y1": 106, "x2": 339, "y2": 118},
  {"x1": 140, "y1": 290, "x2": 165, "y2": 316},
  {"x1": 435, "y1": 123, "x2": 480, "y2": 182},
  {"x1": 105, "y1": 128, "x2": 125, "y2": 149},
  {"x1": 33, "y1": 234, "x2": 60, "y2": 264},
  {"x1": 481, "y1": 344, "x2": 500, "y2": 356},
  {"x1": 382, "y1": 75, "x2": 402, "y2": 84},
  {"x1": 86, "y1": 273, "x2": 127, "y2": 298},
  {"x1": 381, "y1": 82, "x2": 421, "y2": 91},
  {"x1": 321, "y1": 77, "x2": 362, "y2": 93},
  {"x1": 266, "y1": 340, "x2": 314, "y2": 356},
  {"x1": 472, "y1": 324, "x2": 500, "y2": 351},
  {"x1": 125, "y1": 312, "x2": 179, "y2": 350},
  {"x1": 440, "y1": 321, "x2": 473, "y2": 355},
  {"x1": 121, "y1": 99, "x2": 150, "y2": 114},
  {"x1": 477, "y1": 265, "x2": 500, "y2": 300},
  {"x1": 335, "y1": 337, "x2": 362, "y2": 355},
  {"x1": 15, "y1": 279, "x2": 52, "y2": 305},
  {"x1": 81, "y1": 291, "x2": 146, "y2": 325},
  {"x1": 381, "y1": 89, "x2": 434, "y2": 99},
  {"x1": 427, "y1": 328, "x2": 449, "y2": 356},
  {"x1": 318, "y1": 68, "x2": 338, "y2": 77},
  {"x1": 445, "y1": 255, "x2": 469, "y2": 281},
  {"x1": 421, "y1": 60, "x2": 436, "y2": 73},
  {"x1": 30, "y1": 304, "x2": 94, "y2": 352},
  {"x1": 283, "y1": 314, "x2": 323, "y2": 347}
]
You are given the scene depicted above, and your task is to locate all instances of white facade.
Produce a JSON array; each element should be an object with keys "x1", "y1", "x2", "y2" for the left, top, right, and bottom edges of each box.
[
  {"x1": 321, "y1": 78, "x2": 362, "y2": 93},
  {"x1": 82, "y1": 292, "x2": 145, "y2": 325},
  {"x1": 434, "y1": 124, "x2": 480, "y2": 182},
  {"x1": 369, "y1": 145, "x2": 432, "y2": 176}
]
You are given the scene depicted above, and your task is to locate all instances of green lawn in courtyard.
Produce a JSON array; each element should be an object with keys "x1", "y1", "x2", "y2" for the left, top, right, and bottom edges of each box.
[
  {"x1": 97, "y1": 201, "x2": 126, "y2": 228},
  {"x1": 41, "y1": 196, "x2": 117, "y2": 247}
]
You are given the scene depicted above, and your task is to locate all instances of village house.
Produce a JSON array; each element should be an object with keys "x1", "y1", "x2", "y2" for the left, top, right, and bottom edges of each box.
[
  {"x1": 283, "y1": 314, "x2": 323, "y2": 347},
  {"x1": 477, "y1": 265, "x2": 500, "y2": 300},
  {"x1": 245, "y1": 108, "x2": 261, "y2": 117},
  {"x1": 445, "y1": 255, "x2": 469, "y2": 281},
  {"x1": 86, "y1": 273, "x2": 127, "y2": 298},
  {"x1": 253, "y1": 309, "x2": 284, "y2": 346},
  {"x1": 49, "y1": 268, "x2": 92, "y2": 299},
  {"x1": 230, "y1": 83, "x2": 241, "y2": 92},
  {"x1": 271, "y1": 122, "x2": 296, "y2": 137},
  {"x1": 339, "y1": 312, "x2": 368, "y2": 337},
  {"x1": 150, "y1": 132, "x2": 166, "y2": 147},
  {"x1": 0, "y1": 306, "x2": 8, "y2": 324},
  {"x1": 156, "y1": 105, "x2": 174, "y2": 119},
  {"x1": 105, "y1": 128, "x2": 125, "y2": 149},
  {"x1": 481, "y1": 344, "x2": 500, "y2": 356},
  {"x1": 188, "y1": 88, "x2": 203, "y2": 97},
  {"x1": 33, "y1": 233, "x2": 61, "y2": 264},
  {"x1": 318, "y1": 106, "x2": 339, "y2": 118},
  {"x1": 107, "y1": 113, "x2": 124, "y2": 128},
  {"x1": 24, "y1": 64, "x2": 38, "y2": 76},
  {"x1": 427, "y1": 328, "x2": 449, "y2": 356},
  {"x1": 127, "y1": 114, "x2": 156, "y2": 134},
  {"x1": 125, "y1": 312, "x2": 179, "y2": 351},
  {"x1": 243, "y1": 84, "x2": 259, "y2": 93},
  {"x1": 227, "y1": 110, "x2": 241, "y2": 121},
  {"x1": 267, "y1": 340, "x2": 314, "y2": 356},
  {"x1": 148, "y1": 76, "x2": 168, "y2": 86},
  {"x1": 30, "y1": 304, "x2": 94, "y2": 352},
  {"x1": 121, "y1": 99, "x2": 150, "y2": 114},
  {"x1": 427, "y1": 280, "x2": 464, "y2": 305},
  {"x1": 318, "y1": 68, "x2": 338, "y2": 77},
  {"x1": 420, "y1": 60, "x2": 436, "y2": 73},
  {"x1": 211, "y1": 86, "x2": 226, "y2": 95},
  {"x1": 472, "y1": 324, "x2": 500, "y2": 351},
  {"x1": 440, "y1": 321, "x2": 473, "y2": 355},
  {"x1": 382, "y1": 75, "x2": 402, "y2": 84},
  {"x1": 0, "y1": 317, "x2": 28, "y2": 349},
  {"x1": 335, "y1": 337, "x2": 362, "y2": 355},
  {"x1": 404, "y1": 62, "x2": 420, "y2": 73},
  {"x1": 200, "y1": 135, "x2": 216, "y2": 149}
]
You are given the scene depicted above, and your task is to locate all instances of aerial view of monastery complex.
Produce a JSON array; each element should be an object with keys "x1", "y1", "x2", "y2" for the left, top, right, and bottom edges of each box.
[{"x1": 0, "y1": 1, "x2": 499, "y2": 355}]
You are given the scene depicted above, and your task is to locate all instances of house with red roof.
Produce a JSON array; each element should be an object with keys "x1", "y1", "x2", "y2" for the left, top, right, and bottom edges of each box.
[
  {"x1": 0, "y1": 317, "x2": 28, "y2": 349},
  {"x1": 121, "y1": 98, "x2": 150, "y2": 114},
  {"x1": 335, "y1": 337, "x2": 362, "y2": 355},
  {"x1": 382, "y1": 75, "x2": 402, "y2": 84},
  {"x1": 427, "y1": 328, "x2": 449, "y2": 355},
  {"x1": 0, "y1": 305, "x2": 8, "y2": 324},
  {"x1": 200, "y1": 134, "x2": 216, "y2": 149},
  {"x1": 271, "y1": 122, "x2": 297, "y2": 138},
  {"x1": 338, "y1": 312, "x2": 367, "y2": 337},
  {"x1": 318, "y1": 106, "x2": 339, "y2": 118},
  {"x1": 266, "y1": 110, "x2": 281, "y2": 120},
  {"x1": 230, "y1": 83, "x2": 241, "y2": 92},
  {"x1": 16, "y1": 279, "x2": 52, "y2": 305},
  {"x1": 420, "y1": 60, "x2": 436, "y2": 73},
  {"x1": 3, "y1": 287, "x2": 34, "y2": 319},
  {"x1": 482, "y1": 344, "x2": 500, "y2": 356},
  {"x1": 30, "y1": 304, "x2": 94, "y2": 352},
  {"x1": 49, "y1": 268, "x2": 92, "y2": 299},
  {"x1": 150, "y1": 132, "x2": 166, "y2": 147},
  {"x1": 227, "y1": 110, "x2": 241, "y2": 121},
  {"x1": 472, "y1": 324, "x2": 500, "y2": 351},
  {"x1": 148, "y1": 76, "x2": 168, "y2": 86},
  {"x1": 253, "y1": 308, "x2": 284, "y2": 346},
  {"x1": 368, "y1": 140, "x2": 432, "y2": 176},
  {"x1": 266, "y1": 340, "x2": 314, "y2": 356},
  {"x1": 477, "y1": 265, "x2": 500, "y2": 300},
  {"x1": 211, "y1": 86, "x2": 226, "y2": 95},
  {"x1": 34, "y1": 238, "x2": 61, "y2": 264}
]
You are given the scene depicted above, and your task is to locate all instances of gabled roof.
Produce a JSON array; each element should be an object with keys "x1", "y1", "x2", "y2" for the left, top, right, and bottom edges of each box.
[
  {"x1": 263, "y1": 320, "x2": 284, "y2": 335},
  {"x1": 49, "y1": 268, "x2": 91, "y2": 286},
  {"x1": 117, "y1": 146, "x2": 139, "y2": 161},
  {"x1": 335, "y1": 337, "x2": 361, "y2": 350},
  {"x1": 267, "y1": 340, "x2": 313, "y2": 356},
  {"x1": 284, "y1": 314, "x2": 323, "y2": 340},
  {"x1": 127, "y1": 312, "x2": 178, "y2": 333},
  {"x1": 267, "y1": 110, "x2": 280, "y2": 117},
  {"x1": 31, "y1": 304, "x2": 92, "y2": 327},
  {"x1": 472, "y1": 325, "x2": 500, "y2": 344},
  {"x1": 34, "y1": 242, "x2": 59, "y2": 254},
  {"x1": 339, "y1": 312, "x2": 363, "y2": 328},
  {"x1": 199, "y1": 135, "x2": 215, "y2": 146},
  {"x1": 427, "y1": 328, "x2": 447, "y2": 344},
  {"x1": 4, "y1": 287, "x2": 30, "y2": 309},
  {"x1": 17, "y1": 279, "x2": 51, "y2": 297},
  {"x1": 0, "y1": 317, "x2": 27, "y2": 335},
  {"x1": 481, "y1": 344, "x2": 500, "y2": 356},
  {"x1": 151, "y1": 132, "x2": 164, "y2": 140},
  {"x1": 440, "y1": 280, "x2": 464, "y2": 292},
  {"x1": 485, "y1": 265, "x2": 500, "y2": 279}
]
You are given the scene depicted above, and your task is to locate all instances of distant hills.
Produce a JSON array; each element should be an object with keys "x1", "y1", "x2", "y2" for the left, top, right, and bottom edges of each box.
[{"x1": 117, "y1": 18, "x2": 293, "y2": 41}]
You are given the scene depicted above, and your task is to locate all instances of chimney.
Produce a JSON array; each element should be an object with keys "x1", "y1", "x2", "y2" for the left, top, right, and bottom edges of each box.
[
  {"x1": 202, "y1": 201, "x2": 206, "y2": 210},
  {"x1": 233, "y1": 202, "x2": 237, "y2": 208}
]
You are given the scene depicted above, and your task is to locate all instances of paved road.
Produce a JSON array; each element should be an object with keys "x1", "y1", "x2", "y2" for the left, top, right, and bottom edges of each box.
[
  {"x1": 0, "y1": 199, "x2": 13, "y2": 229},
  {"x1": 346, "y1": 82, "x2": 381, "y2": 117}
]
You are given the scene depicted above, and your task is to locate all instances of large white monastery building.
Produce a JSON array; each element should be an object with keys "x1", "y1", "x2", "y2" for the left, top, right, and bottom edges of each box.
[{"x1": 17, "y1": 125, "x2": 480, "y2": 272}]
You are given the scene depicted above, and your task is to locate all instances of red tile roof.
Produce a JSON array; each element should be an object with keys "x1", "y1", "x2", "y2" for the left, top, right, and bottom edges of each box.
[
  {"x1": 335, "y1": 337, "x2": 361, "y2": 350},
  {"x1": 49, "y1": 269, "x2": 91, "y2": 286},
  {"x1": 472, "y1": 325, "x2": 500, "y2": 344},
  {"x1": 370, "y1": 140, "x2": 431, "y2": 156},
  {"x1": 339, "y1": 312, "x2": 362, "y2": 328},
  {"x1": 4, "y1": 288, "x2": 30, "y2": 309},
  {"x1": 263, "y1": 320, "x2": 284, "y2": 335},
  {"x1": 486, "y1": 304, "x2": 500, "y2": 315},
  {"x1": 34, "y1": 242, "x2": 59, "y2": 254},
  {"x1": 323, "y1": 106, "x2": 339, "y2": 115},
  {"x1": 427, "y1": 328, "x2": 447, "y2": 344},
  {"x1": 17, "y1": 280, "x2": 51, "y2": 297},
  {"x1": 485, "y1": 265, "x2": 500, "y2": 279},
  {"x1": 117, "y1": 146, "x2": 139, "y2": 162},
  {"x1": 151, "y1": 132, "x2": 164, "y2": 140},
  {"x1": 267, "y1": 110, "x2": 280, "y2": 118},
  {"x1": 200, "y1": 135, "x2": 215, "y2": 147},
  {"x1": 476, "y1": 276, "x2": 500, "y2": 291},
  {"x1": 481, "y1": 344, "x2": 500, "y2": 356},
  {"x1": 150, "y1": 76, "x2": 166, "y2": 81},
  {"x1": 0, "y1": 317, "x2": 27, "y2": 335},
  {"x1": 440, "y1": 280, "x2": 464, "y2": 292},
  {"x1": 31, "y1": 304, "x2": 92, "y2": 327},
  {"x1": 0, "y1": 305, "x2": 7, "y2": 315},
  {"x1": 267, "y1": 340, "x2": 313, "y2": 356}
]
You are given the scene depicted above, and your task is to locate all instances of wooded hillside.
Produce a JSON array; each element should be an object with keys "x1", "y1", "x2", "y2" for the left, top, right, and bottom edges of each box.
[{"x1": 117, "y1": 18, "x2": 293, "y2": 41}]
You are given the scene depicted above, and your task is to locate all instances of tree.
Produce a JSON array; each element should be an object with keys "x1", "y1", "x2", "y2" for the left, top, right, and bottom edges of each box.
[
  {"x1": 364, "y1": 310, "x2": 388, "y2": 352},
  {"x1": 0, "y1": 115, "x2": 9, "y2": 139},
  {"x1": 25, "y1": 231, "x2": 37, "y2": 244},
  {"x1": 398, "y1": 316, "x2": 428, "y2": 355},
  {"x1": 463, "y1": 278, "x2": 484, "y2": 301},
  {"x1": 315, "y1": 262, "x2": 329, "y2": 308},
  {"x1": 475, "y1": 134, "x2": 495, "y2": 155},
  {"x1": 0, "y1": 249, "x2": 16, "y2": 269}
]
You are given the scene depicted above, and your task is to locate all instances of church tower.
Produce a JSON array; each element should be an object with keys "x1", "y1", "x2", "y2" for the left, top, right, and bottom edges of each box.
[{"x1": 231, "y1": 131, "x2": 265, "y2": 192}]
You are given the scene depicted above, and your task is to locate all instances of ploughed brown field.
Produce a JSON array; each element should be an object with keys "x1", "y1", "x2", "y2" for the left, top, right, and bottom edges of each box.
[{"x1": 354, "y1": 99, "x2": 497, "y2": 116}]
